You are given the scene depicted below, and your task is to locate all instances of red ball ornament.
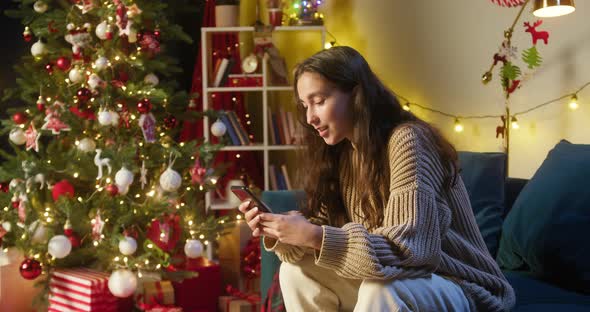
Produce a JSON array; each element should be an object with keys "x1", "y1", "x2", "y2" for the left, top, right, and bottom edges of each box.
[
  {"x1": 164, "y1": 115, "x2": 177, "y2": 129},
  {"x1": 23, "y1": 27, "x2": 32, "y2": 42},
  {"x1": 56, "y1": 57, "x2": 72, "y2": 71},
  {"x1": 12, "y1": 112, "x2": 28, "y2": 125},
  {"x1": 11, "y1": 200, "x2": 20, "y2": 209},
  {"x1": 52, "y1": 179, "x2": 75, "y2": 201},
  {"x1": 19, "y1": 258, "x2": 42, "y2": 280},
  {"x1": 0, "y1": 182, "x2": 9, "y2": 192},
  {"x1": 137, "y1": 98, "x2": 152, "y2": 114},
  {"x1": 76, "y1": 87, "x2": 92, "y2": 104},
  {"x1": 45, "y1": 63, "x2": 54, "y2": 74},
  {"x1": 153, "y1": 29, "x2": 161, "y2": 39},
  {"x1": 67, "y1": 232, "x2": 81, "y2": 248},
  {"x1": 106, "y1": 184, "x2": 119, "y2": 196}
]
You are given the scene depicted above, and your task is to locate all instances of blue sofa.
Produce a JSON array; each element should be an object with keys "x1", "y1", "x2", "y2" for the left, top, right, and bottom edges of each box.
[{"x1": 260, "y1": 142, "x2": 590, "y2": 311}]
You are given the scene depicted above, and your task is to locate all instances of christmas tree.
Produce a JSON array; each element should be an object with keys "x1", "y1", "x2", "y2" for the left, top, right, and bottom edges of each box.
[{"x1": 1, "y1": 0, "x2": 229, "y2": 305}]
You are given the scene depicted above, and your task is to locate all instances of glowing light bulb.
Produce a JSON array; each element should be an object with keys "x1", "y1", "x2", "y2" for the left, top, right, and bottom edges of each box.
[
  {"x1": 454, "y1": 118, "x2": 464, "y2": 133},
  {"x1": 511, "y1": 116, "x2": 519, "y2": 129},
  {"x1": 402, "y1": 103, "x2": 411, "y2": 111},
  {"x1": 569, "y1": 94, "x2": 579, "y2": 110}
]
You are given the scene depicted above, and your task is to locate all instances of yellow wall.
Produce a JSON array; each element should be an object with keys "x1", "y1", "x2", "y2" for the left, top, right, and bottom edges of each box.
[{"x1": 239, "y1": 0, "x2": 590, "y2": 178}]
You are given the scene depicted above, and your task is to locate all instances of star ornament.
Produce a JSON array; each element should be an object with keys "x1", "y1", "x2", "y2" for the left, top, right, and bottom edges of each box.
[{"x1": 25, "y1": 123, "x2": 41, "y2": 152}]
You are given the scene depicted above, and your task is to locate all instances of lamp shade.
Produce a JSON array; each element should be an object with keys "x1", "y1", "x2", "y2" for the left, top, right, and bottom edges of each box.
[{"x1": 533, "y1": 0, "x2": 575, "y2": 17}]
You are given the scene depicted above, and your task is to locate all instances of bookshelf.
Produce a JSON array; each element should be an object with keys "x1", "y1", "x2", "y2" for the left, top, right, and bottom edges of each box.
[{"x1": 201, "y1": 26, "x2": 325, "y2": 210}]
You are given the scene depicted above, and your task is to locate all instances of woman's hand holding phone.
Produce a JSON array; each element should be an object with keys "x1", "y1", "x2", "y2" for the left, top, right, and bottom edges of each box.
[{"x1": 238, "y1": 200, "x2": 264, "y2": 237}]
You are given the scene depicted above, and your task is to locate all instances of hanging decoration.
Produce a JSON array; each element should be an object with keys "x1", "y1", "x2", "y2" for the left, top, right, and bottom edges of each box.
[
  {"x1": 138, "y1": 113, "x2": 156, "y2": 143},
  {"x1": 25, "y1": 123, "x2": 41, "y2": 152},
  {"x1": 42, "y1": 101, "x2": 71, "y2": 134},
  {"x1": 93, "y1": 149, "x2": 112, "y2": 180},
  {"x1": 488, "y1": 0, "x2": 527, "y2": 7}
]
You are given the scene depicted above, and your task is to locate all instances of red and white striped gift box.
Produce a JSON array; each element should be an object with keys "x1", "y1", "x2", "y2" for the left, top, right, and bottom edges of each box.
[{"x1": 47, "y1": 268, "x2": 118, "y2": 312}]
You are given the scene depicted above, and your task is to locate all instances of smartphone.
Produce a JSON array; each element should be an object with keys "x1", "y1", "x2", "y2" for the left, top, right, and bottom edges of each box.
[{"x1": 230, "y1": 185, "x2": 273, "y2": 213}]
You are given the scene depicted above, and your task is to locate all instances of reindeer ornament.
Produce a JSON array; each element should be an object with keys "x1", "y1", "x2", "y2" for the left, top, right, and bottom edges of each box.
[{"x1": 524, "y1": 20, "x2": 549, "y2": 45}]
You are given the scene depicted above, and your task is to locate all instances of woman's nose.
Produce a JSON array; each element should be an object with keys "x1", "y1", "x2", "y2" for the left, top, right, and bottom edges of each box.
[{"x1": 307, "y1": 110, "x2": 319, "y2": 126}]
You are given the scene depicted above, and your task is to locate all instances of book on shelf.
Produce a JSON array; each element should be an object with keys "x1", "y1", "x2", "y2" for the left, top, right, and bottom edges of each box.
[
  {"x1": 278, "y1": 107, "x2": 292, "y2": 145},
  {"x1": 219, "y1": 58, "x2": 235, "y2": 87},
  {"x1": 212, "y1": 58, "x2": 234, "y2": 87},
  {"x1": 269, "y1": 164, "x2": 278, "y2": 190},
  {"x1": 280, "y1": 164, "x2": 292, "y2": 190},
  {"x1": 274, "y1": 110, "x2": 286, "y2": 145},
  {"x1": 286, "y1": 111, "x2": 297, "y2": 144},
  {"x1": 227, "y1": 110, "x2": 250, "y2": 145},
  {"x1": 268, "y1": 106, "x2": 277, "y2": 145},
  {"x1": 219, "y1": 113, "x2": 240, "y2": 145},
  {"x1": 270, "y1": 112, "x2": 282, "y2": 145}
]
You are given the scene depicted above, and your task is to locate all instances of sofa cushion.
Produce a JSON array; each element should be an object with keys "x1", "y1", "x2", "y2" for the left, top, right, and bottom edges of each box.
[
  {"x1": 497, "y1": 140, "x2": 590, "y2": 293},
  {"x1": 457, "y1": 151, "x2": 506, "y2": 257},
  {"x1": 503, "y1": 270, "x2": 590, "y2": 311}
]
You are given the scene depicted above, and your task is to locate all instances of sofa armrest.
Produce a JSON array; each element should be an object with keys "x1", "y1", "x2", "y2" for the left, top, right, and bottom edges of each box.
[
  {"x1": 504, "y1": 178, "x2": 528, "y2": 218},
  {"x1": 259, "y1": 190, "x2": 305, "y2": 301}
]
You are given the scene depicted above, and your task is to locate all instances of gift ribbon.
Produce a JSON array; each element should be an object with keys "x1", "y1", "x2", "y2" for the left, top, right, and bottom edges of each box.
[
  {"x1": 225, "y1": 285, "x2": 261, "y2": 312},
  {"x1": 137, "y1": 287, "x2": 177, "y2": 312}
]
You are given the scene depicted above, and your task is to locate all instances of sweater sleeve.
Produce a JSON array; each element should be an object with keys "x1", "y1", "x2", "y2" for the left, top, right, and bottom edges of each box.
[
  {"x1": 314, "y1": 124, "x2": 447, "y2": 280},
  {"x1": 263, "y1": 204, "x2": 332, "y2": 264}
]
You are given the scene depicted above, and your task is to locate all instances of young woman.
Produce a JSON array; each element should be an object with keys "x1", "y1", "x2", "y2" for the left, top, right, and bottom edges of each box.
[{"x1": 239, "y1": 46, "x2": 515, "y2": 312}]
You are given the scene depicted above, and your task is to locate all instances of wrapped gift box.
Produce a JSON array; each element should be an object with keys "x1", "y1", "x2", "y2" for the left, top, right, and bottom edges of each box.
[
  {"x1": 48, "y1": 268, "x2": 118, "y2": 312},
  {"x1": 138, "y1": 280, "x2": 175, "y2": 306},
  {"x1": 173, "y1": 257, "x2": 222, "y2": 312},
  {"x1": 217, "y1": 220, "x2": 253, "y2": 291},
  {"x1": 218, "y1": 295, "x2": 261, "y2": 312}
]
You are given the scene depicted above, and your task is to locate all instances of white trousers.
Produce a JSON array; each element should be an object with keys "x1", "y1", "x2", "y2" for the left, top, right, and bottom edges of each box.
[{"x1": 279, "y1": 254, "x2": 471, "y2": 312}]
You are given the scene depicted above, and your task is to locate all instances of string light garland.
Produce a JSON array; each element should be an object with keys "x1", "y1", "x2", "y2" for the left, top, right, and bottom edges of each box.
[{"x1": 392, "y1": 80, "x2": 588, "y2": 133}]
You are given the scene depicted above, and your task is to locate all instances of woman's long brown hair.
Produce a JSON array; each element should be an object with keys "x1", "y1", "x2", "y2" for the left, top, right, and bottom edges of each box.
[{"x1": 293, "y1": 46, "x2": 459, "y2": 230}]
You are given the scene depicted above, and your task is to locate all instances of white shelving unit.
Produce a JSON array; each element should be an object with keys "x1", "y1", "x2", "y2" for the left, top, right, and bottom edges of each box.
[{"x1": 201, "y1": 26, "x2": 325, "y2": 210}]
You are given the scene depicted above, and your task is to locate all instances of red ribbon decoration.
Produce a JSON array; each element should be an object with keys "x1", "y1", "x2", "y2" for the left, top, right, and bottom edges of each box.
[{"x1": 225, "y1": 285, "x2": 260, "y2": 312}]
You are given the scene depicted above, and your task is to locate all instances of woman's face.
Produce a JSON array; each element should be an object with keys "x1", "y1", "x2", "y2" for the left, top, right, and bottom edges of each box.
[{"x1": 297, "y1": 72, "x2": 353, "y2": 145}]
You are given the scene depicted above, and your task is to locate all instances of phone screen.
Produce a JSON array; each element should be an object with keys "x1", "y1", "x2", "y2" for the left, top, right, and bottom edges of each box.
[{"x1": 231, "y1": 186, "x2": 273, "y2": 213}]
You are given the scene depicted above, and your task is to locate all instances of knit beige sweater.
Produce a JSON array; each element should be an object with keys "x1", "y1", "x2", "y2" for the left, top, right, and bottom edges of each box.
[{"x1": 264, "y1": 123, "x2": 515, "y2": 312}]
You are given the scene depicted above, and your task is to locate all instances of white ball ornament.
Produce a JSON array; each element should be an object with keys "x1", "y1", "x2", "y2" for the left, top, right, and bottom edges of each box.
[
  {"x1": 68, "y1": 67, "x2": 84, "y2": 84},
  {"x1": 2, "y1": 221, "x2": 11, "y2": 232},
  {"x1": 77, "y1": 138, "x2": 96, "y2": 153},
  {"x1": 33, "y1": 1, "x2": 48, "y2": 13},
  {"x1": 9, "y1": 128, "x2": 26, "y2": 145},
  {"x1": 95, "y1": 21, "x2": 109, "y2": 40},
  {"x1": 48, "y1": 235, "x2": 72, "y2": 259},
  {"x1": 159, "y1": 168, "x2": 182, "y2": 192},
  {"x1": 118, "y1": 237, "x2": 137, "y2": 256},
  {"x1": 184, "y1": 239, "x2": 203, "y2": 258},
  {"x1": 144, "y1": 73, "x2": 159, "y2": 86},
  {"x1": 31, "y1": 40, "x2": 47, "y2": 57},
  {"x1": 210, "y1": 119, "x2": 227, "y2": 137},
  {"x1": 66, "y1": 23, "x2": 75, "y2": 31},
  {"x1": 108, "y1": 269, "x2": 137, "y2": 298},
  {"x1": 94, "y1": 56, "x2": 109, "y2": 71},
  {"x1": 98, "y1": 110, "x2": 113, "y2": 126},
  {"x1": 115, "y1": 167, "x2": 134, "y2": 187}
]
